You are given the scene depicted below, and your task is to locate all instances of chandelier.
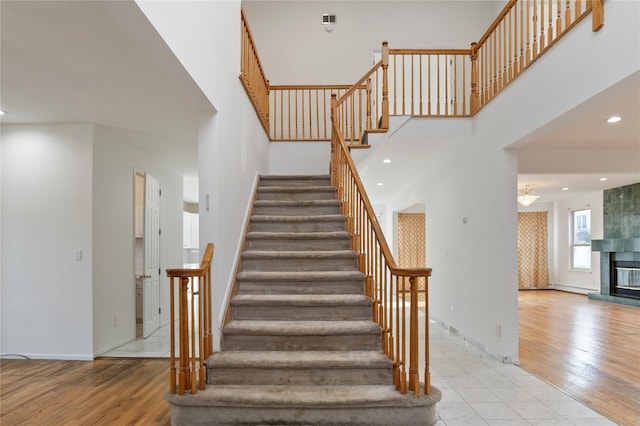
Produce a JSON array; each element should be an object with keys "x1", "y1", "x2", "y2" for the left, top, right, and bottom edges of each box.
[{"x1": 518, "y1": 184, "x2": 540, "y2": 207}]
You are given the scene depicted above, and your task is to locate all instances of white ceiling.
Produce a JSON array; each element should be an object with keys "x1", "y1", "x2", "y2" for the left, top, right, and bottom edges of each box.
[
  {"x1": 0, "y1": 1, "x2": 212, "y2": 178},
  {"x1": 1, "y1": 1, "x2": 638, "y2": 207}
]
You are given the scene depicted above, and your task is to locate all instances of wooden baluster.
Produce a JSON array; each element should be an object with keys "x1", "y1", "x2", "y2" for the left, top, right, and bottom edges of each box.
[
  {"x1": 462, "y1": 56, "x2": 467, "y2": 115},
  {"x1": 366, "y1": 79, "x2": 372, "y2": 130},
  {"x1": 436, "y1": 54, "x2": 441, "y2": 115},
  {"x1": 400, "y1": 277, "x2": 407, "y2": 394},
  {"x1": 492, "y1": 34, "x2": 497, "y2": 98},
  {"x1": 169, "y1": 277, "x2": 176, "y2": 394},
  {"x1": 540, "y1": 0, "x2": 545, "y2": 51},
  {"x1": 504, "y1": 11, "x2": 513, "y2": 86},
  {"x1": 575, "y1": 0, "x2": 582, "y2": 18},
  {"x1": 401, "y1": 54, "x2": 406, "y2": 115},
  {"x1": 190, "y1": 278, "x2": 197, "y2": 394},
  {"x1": 556, "y1": 0, "x2": 562, "y2": 36},
  {"x1": 532, "y1": 0, "x2": 538, "y2": 58},
  {"x1": 408, "y1": 276, "x2": 419, "y2": 397},
  {"x1": 502, "y1": 19, "x2": 507, "y2": 88},
  {"x1": 309, "y1": 89, "x2": 314, "y2": 140},
  {"x1": 511, "y1": 5, "x2": 517, "y2": 79},
  {"x1": 526, "y1": 0, "x2": 532, "y2": 65},
  {"x1": 565, "y1": 0, "x2": 571, "y2": 30},
  {"x1": 445, "y1": 54, "x2": 450, "y2": 115},
  {"x1": 381, "y1": 41, "x2": 389, "y2": 129},
  {"x1": 592, "y1": 0, "x2": 604, "y2": 31},
  {"x1": 418, "y1": 55, "x2": 423, "y2": 115},
  {"x1": 520, "y1": 0, "x2": 525, "y2": 71},
  {"x1": 198, "y1": 275, "x2": 205, "y2": 391},
  {"x1": 423, "y1": 275, "x2": 431, "y2": 395},
  {"x1": 178, "y1": 277, "x2": 190, "y2": 395},
  {"x1": 548, "y1": 0, "x2": 554, "y2": 44},
  {"x1": 427, "y1": 55, "x2": 432, "y2": 115},
  {"x1": 453, "y1": 55, "x2": 458, "y2": 115},
  {"x1": 410, "y1": 55, "x2": 415, "y2": 115}
]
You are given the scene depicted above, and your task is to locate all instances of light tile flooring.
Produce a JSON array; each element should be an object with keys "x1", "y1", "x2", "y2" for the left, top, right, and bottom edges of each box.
[{"x1": 103, "y1": 320, "x2": 616, "y2": 425}]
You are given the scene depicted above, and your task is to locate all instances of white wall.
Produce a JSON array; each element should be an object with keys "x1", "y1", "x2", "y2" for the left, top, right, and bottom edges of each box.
[
  {"x1": 1, "y1": 124, "x2": 94, "y2": 359},
  {"x1": 551, "y1": 192, "x2": 603, "y2": 294},
  {"x1": 375, "y1": 0, "x2": 640, "y2": 363},
  {"x1": 92, "y1": 125, "x2": 183, "y2": 356},
  {"x1": 137, "y1": 0, "x2": 271, "y2": 350},
  {"x1": 269, "y1": 142, "x2": 331, "y2": 175},
  {"x1": 0, "y1": 123, "x2": 184, "y2": 359},
  {"x1": 242, "y1": 0, "x2": 496, "y2": 84}
]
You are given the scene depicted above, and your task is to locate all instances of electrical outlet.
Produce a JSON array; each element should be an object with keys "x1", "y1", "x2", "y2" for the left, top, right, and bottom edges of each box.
[
  {"x1": 75, "y1": 249, "x2": 82, "y2": 261},
  {"x1": 113, "y1": 315, "x2": 118, "y2": 327},
  {"x1": 495, "y1": 324, "x2": 502, "y2": 337},
  {"x1": 450, "y1": 305, "x2": 455, "y2": 315}
]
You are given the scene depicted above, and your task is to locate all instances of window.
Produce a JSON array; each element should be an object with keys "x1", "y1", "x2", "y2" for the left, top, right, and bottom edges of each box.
[{"x1": 571, "y1": 209, "x2": 591, "y2": 269}]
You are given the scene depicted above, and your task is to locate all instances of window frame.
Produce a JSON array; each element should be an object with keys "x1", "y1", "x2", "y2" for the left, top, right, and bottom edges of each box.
[{"x1": 570, "y1": 208, "x2": 592, "y2": 271}]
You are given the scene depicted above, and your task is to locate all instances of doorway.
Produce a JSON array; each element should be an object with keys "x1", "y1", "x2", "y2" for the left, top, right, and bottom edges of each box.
[{"x1": 134, "y1": 171, "x2": 161, "y2": 339}]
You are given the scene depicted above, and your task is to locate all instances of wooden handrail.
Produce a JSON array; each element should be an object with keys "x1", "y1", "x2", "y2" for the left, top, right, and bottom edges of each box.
[
  {"x1": 166, "y1": 243, "x2": 214, "y2": 396},
  {"x1": 240, "y1": 8, "x2": 270, "y2": 135}
]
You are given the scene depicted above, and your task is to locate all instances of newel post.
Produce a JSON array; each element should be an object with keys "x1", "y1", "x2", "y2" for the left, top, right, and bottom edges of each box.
[
  {"x1": 592, "y1": 0, "x2": 604, "y2": 32},
  {"x1": 380, "y1": 41, "x2": 390, "y2": 130},
  {"x1": 470, "y1": 42, "x2": 479, "y2": 115}
]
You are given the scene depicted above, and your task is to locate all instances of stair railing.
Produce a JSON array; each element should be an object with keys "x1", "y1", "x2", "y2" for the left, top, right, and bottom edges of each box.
[
  {"x1": 470, "y1": 0, "x2": 600, "y2": 113},
  {"x1": 240, "y1": 8, "x2": 270, "y2": 135},
  {"x1": 331, "y1": 78, "x2": 433, "y2": 396},
  {"x1": 166, "y1": 243, "x2": 214, "y2": 396}
]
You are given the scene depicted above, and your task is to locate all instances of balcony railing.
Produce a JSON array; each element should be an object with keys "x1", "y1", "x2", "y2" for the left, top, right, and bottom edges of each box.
[{"x1": 240, "y1": 1, "x2": 603, "y2": 142}]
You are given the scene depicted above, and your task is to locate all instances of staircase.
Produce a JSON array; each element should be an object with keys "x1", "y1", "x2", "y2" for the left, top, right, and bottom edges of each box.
[{"x1": 166, "y1": 175, "x2": 440, "y2": 425}]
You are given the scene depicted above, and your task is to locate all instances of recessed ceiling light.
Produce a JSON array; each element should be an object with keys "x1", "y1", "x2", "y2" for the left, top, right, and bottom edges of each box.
[
  {"x1": 600, "y1": 177, "x2": 608, "y2": 181},
  {"x1": 607, "y1": 115, "x2": 621, "y2": 124},
  {"x1": 383, "y1": 159, "x2": 391, "y2": 164},
  {"x1": 562, "y1": 187, "x2": 569, "y2": 191},
  {"x1": 377, "y1": 182, "x2": 383, "y2": 186}
]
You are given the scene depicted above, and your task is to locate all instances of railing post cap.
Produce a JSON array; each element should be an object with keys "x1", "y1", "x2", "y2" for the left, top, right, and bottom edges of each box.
[
  {"x1": 382, "y1": 41, "x2": 388, "y2": 46},
  {"x1": 331, "y1": 93, "x2": 337, "y2": 99}
]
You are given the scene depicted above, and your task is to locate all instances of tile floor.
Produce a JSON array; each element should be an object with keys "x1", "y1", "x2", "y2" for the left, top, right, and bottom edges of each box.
[{"x1": 103, "y1": 319, "x2": 616, "y2": 425}]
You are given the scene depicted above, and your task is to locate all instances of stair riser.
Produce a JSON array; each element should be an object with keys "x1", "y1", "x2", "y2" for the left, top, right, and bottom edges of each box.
[
  {"x1": 241, "y1": 257, "x2": 357, "y2": 272},
  {"x1": 253, "y1": 205, "x2": 341, "y2": 216},
  {"x1": 169, "y1": 401, "x2": 439, "y2": 426},
  {"x1": 208, "y1": 368, "x2": 392, "y2": 386},
  {"x1": 223, "y1": 334, "x2": 380, "y2": 351},
  {"x1": 257, "y1": 190, "x2": 336, "y2": 201},
  {"x1": 231, "y1": 305, "x2": 371, "y2": 321},
  {"x1": 246, "y1": 238, "x2": 351, "y2": 251},
  {"x1": 236, "y1": 281, "x2": 364, "y2": 295},
  {"x1": 259, "y1": 178, "x2": 331, "y2": 188},
  {"x1": 250, "y1": 220, "x2": 345, "y2": 233}
]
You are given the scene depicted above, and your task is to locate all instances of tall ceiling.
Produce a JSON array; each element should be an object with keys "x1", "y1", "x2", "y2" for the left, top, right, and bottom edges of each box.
[
  {"x1": 0, "y1": 1, "x2": 211, "y2": 177},
  {"x1": 1, "y1": 1, "x2": 638, "y2": 206}
]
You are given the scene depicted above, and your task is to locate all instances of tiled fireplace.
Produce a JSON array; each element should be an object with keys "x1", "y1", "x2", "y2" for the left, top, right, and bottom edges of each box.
[{"x1": 590, "y1": 182, "x2": 640, "y2": 307}]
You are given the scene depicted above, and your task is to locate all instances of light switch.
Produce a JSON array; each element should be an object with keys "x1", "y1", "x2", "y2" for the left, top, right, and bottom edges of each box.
[{"x1": 75, "y1": 249, "x2": 82, "y2": 261}]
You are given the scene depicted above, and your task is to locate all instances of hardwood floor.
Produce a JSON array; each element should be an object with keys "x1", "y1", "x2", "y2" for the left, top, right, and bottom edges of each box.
[
  {"x1": 0, "y1": 358, "x2": 170, "y2": 425},
  {"x1": 519, "y1": 290, "x2": 640, "y2": 426},
  {"x1": 1, "y1": 291, "x2": 637, "y2": 425}
]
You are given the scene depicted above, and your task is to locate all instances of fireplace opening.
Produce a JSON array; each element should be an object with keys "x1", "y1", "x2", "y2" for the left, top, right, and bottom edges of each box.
[{"x1": 611, "y1": 260, "x2": 640, "y2": 299}]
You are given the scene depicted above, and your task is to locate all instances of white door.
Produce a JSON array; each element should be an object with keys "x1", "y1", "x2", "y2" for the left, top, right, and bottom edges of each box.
[{"x1": 143, "y1": 173, "x2": 161, "y2": 338}]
